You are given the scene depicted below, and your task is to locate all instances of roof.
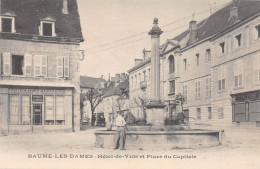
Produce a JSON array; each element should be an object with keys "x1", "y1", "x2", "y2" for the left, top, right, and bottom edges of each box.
[
  {"x1": 128, "y1": 57, "x2": 151, "y2": 73},
  {"x1": 173, "y1": 0, "x2": 260, "y2": 47},
  {"x1": 103, "y1": 79, "x2": 129, "y2": 98},
  {"x1": 80, "y1": 76, "x2": 106, "y2": 89},
  {"x1": 1, "y1": 0, "x2": 83, "y2": 43}
]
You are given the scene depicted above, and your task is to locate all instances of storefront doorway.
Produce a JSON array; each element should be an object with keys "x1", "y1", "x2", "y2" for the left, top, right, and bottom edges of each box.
[{"x1": 33, "y1": 104, "x2": 42, "y2": 125}]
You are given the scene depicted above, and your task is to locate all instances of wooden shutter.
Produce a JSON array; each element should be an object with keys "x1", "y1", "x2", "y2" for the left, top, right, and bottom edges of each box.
[
  {"x1": 34, "y1": 55, "x2": 41, "y2": 76},
  {"x1": 3, "y1": 53, "x2": 11, "y2": 75},
  {"x1": 24, "y1": 54, "x2": 32, "y2": 76},
  {"x1": 57, "y1": 57, "x2": 63, "y2": 77},
  {"x1": 64, "y1": 56, "x2": 69, "y2": 77},
  {"x1": 41, "y1": 55, "x2": 47, "y2": 76}
]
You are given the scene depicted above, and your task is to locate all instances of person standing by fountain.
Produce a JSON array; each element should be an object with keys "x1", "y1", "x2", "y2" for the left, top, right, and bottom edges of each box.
[{"x1": 114, "y1": 112, "x2": 127, "y2": 150}]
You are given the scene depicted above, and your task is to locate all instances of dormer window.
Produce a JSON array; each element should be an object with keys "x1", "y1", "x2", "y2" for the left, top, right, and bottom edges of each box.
[
  {"x1": 40, "y1": 16, "x2": 56, "y2": 37},
  {"x1": 0, "y1": 12, "x2": 16, "y2": 33}
]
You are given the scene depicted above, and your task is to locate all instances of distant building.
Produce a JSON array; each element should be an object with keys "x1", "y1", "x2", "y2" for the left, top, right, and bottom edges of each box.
[
  {"x1": 0, "y1": 0, "x2": 84, "y2": 134},
  {"x1": 128, "y1": 0, "x2": 260, "y2": 128}
]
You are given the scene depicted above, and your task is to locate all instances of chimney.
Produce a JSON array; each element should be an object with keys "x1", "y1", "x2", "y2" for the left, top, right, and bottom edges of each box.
[
  {"x1": 189, "y1": 20, "x2": 197, "y2": 44},
  {"x1": 62, "y1": 0, "x2": 69, "y2": 15},
  {"x1": 230, "y1": 6, "x2": 238, "y2": 21},
  {"x1": 135, "y1": 59, "x2": 143, "y2": 66}
]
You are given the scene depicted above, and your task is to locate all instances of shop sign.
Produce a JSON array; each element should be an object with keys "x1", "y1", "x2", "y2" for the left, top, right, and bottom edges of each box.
[
  {"x1": 9, "y1": 88, "x2": 65, "y2": 95},
  {"x1": 32, "y1": 95, "x2": 43, "y2": 102}
]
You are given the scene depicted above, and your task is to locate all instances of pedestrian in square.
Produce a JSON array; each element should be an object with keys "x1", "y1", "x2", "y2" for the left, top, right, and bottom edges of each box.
[{"x1": 114, "y1": 112, "x2": 126, "y2": 150}]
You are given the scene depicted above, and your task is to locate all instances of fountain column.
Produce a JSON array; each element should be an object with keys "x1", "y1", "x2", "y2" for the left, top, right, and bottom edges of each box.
[{"x1": 145, "y1": 18, "x2": 166, "y2": 130}]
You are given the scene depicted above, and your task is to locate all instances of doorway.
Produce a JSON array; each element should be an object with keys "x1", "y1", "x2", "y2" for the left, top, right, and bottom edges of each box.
[{"x1": 33, "y1": 104, "x2": 42, "y2": 125}]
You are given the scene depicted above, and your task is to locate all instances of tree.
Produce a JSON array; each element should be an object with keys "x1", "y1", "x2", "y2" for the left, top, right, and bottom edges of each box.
[
  {"x1": 85, "y1": 89, "x2": 104, "y2": 126},
  {"x1": 133, "y1": 96, "x2": 148, "y2": 123},
  {"x1": 175, "y1": 93, "x2": 186, "y2": 114},
  {"x1": 115, "y1": 98, "x2": 125, "y2": 113}
]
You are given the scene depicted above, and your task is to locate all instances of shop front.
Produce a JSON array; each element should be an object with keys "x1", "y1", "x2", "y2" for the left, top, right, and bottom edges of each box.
[
  {"x1": 0, "y1": 87, "x2": 74, "y2": 134},
  {"x1": 231, "y1": 90, "x2": 260, "y2": 126}
]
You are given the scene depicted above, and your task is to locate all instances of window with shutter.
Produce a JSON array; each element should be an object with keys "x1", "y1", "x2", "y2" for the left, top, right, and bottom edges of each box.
[
  {"x1": 34, "y1": 55, "x2": 41, "y2": 76},
  {"x1": 24, "y1": 54, "x2": 32, "y2": 76},
  {"x1": 64, "y1": 57, "x2": 70, "y2": 77},
  {"x1": 57, "y1": 57, "x2": 63, "y2": 77},
  {"x1": 41, "y1": 55, "x2": 47, "y2": 76},
  {"x1": 234, "y1": 60, "x2": 243, "y2": 87},
  {"x1": 3, "y1": 53, "x2": 11, "y2": 75}
]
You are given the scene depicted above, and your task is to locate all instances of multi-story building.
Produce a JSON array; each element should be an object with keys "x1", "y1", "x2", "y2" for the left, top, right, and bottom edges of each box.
[
  {"x1": 128, "y1": 0, "x2": 260, "y2": 128},
  {"x1": 0, "y1": 0, "x2": 84, "y2": 134}
]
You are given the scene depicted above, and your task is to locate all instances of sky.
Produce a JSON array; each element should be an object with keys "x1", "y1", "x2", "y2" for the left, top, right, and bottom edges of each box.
[{"x1": 78, "y1": 0, "x2": 231, "y2": 80}]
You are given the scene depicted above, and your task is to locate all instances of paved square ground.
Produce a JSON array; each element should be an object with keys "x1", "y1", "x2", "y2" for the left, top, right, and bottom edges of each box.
[{"x1": 0, "y1": 127, "x2": 259, "y2": 169}]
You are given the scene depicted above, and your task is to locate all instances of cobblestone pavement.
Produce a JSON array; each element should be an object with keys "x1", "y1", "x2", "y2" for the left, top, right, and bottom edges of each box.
[{"x1": 0, "y1": 126, "x2": 260, "y2": 169}]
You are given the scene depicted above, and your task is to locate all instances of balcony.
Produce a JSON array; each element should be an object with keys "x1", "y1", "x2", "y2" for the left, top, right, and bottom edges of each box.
[{"x1": 140, "y1": 81, "x2": 147, "y2": 90}]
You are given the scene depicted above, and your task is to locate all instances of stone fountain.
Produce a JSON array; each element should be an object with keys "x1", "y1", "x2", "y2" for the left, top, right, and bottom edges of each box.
[{"x1": 95, "y1": 18, "x2": 222, "y2": 150}]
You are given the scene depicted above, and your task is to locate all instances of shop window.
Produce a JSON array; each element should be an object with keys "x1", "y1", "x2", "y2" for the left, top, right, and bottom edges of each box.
[
  {"x1": 56, "y1": 96, "x2": 65, "y2": 125},
  {"x1": 208, "y1": 107, "x2": 212, "y2": 120},
  {"x1": 169, "y1": 80, "x2": 175, "y2": 95},
  {"x1": 57, "y1": 57, "x2": 69, "y2": 77},
  {"x1": 197, "y1": 108, "x2": 201, "y2": 120},
  {"x1": 45, "y1": 96, "x2": 55, "y2": 125},
  {"x1": 234, "y1": 60, "x2": 243, "y2": 87},
  {"x1": 22, "y1": 96, "x2": 31, "y2": 125},
  {"x1": 195, "y1": 81, "x2": 201, "y2": 98},
  {"x1": 9, "y1": 95, "x2": 19, "y2": 124}
]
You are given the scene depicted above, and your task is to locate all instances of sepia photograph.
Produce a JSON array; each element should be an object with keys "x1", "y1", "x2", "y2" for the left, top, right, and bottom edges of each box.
[{"x1": 0, "y1": 0, "x2": 260, "y2": 168}]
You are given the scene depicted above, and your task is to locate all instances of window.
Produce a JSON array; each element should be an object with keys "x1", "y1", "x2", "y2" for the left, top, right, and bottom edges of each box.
[
  {"x1": 148, "y1": 69, "x2": 150, "y2": 81},
  {"x1": 235, "y1": 34, "x2": 242, "y2": 48},
  {"x1": 196, "y1": 53, "x2": 199, "y2": 66},
  {"x1": 254, "y1": 24, "x2": 260, "y2": 39},
  {"x1": 206, "y1": 49, "x2": 211, "y2": 62},
  {"x1": 9, "y1": 95, "x2": 19, "y2": 124},
  {"x1": 139, "y1": 73, "x2": 141, "y2": 83},
  {"x1": 169, "y1": 80, "x2": 175, "y2": 95},
  {"x1": 169, "y1": 55, "x2": 175, "y2": 73},
  {"x1": 40, "y1": 20, "x2": 56, "y2": 37},
  {"x1": 0, "y1": 16, "x2": 15, "y2": 33},
  {"x1": 206, "y1": 78, "x2": 211, "y2": 97},
  {"x1": 57, "y1": 56, "x2": 70, "y2": 78},
  {"x1": 219, "y1": 42, "x2": 225, "y2": 54},
  {"x1": 184, "y1": 59, "x2": 187, "y2": 71},
  {"x1": 183, "y1": 84, "x2": 187, "y2": 100},
  {"x1": 234, "y1": 60, "x2": 243, "y2": 87},
  {"x1": 55, "y1": 96, "x2": 65, "y2": 125},
  {"x1": 35, "y1": 55, "x2": 48, "y2": 77},
  {"x1": 135, "y1": 75, "x2": 137, "y2": 85},
  {"x1": 218, "y1": 65, "x2": 226, "y2": 90},
  {"x1": 131, "y1": 76, "x2": 133, "y2": 87},
  {"x1": 253, "y1": 53, "x2": 260, "y2": 83},
  {"x1": 12, "y1": 55, "x2": 24, "y2": 75},
  {"x1": 195, "y1": 81, "x2": 201, "y2": 98},
  {"x1": 143, "y1": 71, "x2": 146, "y2": 81},
  {"x1": 197, "y1": 108, "x2": 201, "y2": 120},
  {"x1": 218, "y1": 107, "x2": 224, "y2": 119},
  {"x1": 208, "y1": 107, "x2": 212, "y2": 120}
]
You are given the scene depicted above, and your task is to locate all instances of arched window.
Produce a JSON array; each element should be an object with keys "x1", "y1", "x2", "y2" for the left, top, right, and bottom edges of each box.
[{"x1": 169, "y1": 55, "x2": 175, "y2": 73}]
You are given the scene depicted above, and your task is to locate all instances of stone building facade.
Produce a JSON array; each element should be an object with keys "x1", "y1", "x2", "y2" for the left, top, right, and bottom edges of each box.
[
  {"x1": 128, "y1": 0, "x2": 260, "y2": 128},
  {"x1": 0, "y1": 0, "x2": 84, "y2": 134}
]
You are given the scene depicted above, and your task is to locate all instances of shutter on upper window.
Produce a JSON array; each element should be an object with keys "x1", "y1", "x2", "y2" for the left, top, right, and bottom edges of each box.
[
  {"x1": 41, "y1": 55, "x2": 47, "y2": 76},
  {"x1": 3, "y1": 53, "x2": 11, "y2": 75},
  {"x1": 64, "y1": 57, "x2": 70, "y2": 77},
  {"x1": 24, "y1": 54, "x2": 32, "y2": 76},
  {"x1": 34, "y1": 55, "x2": 41, "y2": 76},
  {"x1": 57, "y1": 57, "x2": 63, "y2": 77}
]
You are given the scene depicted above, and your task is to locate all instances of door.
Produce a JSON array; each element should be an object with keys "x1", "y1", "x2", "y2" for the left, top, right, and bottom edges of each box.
[
  {"x1": 32, "y1": 104, "x2": 43, "y2": 132},
  {"x1": 183, "y1": 109, "x2": 189, "y2": 123}
]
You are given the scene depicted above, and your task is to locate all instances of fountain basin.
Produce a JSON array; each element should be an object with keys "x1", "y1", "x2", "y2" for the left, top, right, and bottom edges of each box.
[{"x1": 95, "y1": 129, "x2": 222, "y2": 149}]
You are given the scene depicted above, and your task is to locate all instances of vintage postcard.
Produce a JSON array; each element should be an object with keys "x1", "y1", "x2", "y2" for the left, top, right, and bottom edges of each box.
[{"x1": 0, "y1": 0, "x2": 260, "y2": 169}]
